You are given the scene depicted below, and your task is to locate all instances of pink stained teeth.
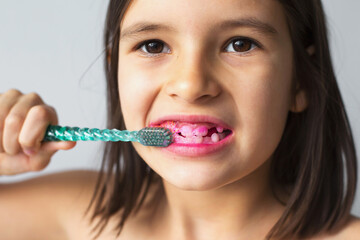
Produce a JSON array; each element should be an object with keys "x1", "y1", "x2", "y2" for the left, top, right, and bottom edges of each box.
[
  {"x1": 180, "y1": 125, "x2": 193, "y2": 137},
  {"x1": 211, "y1": 133, "x2": 220, "y2": 143},
  {"x1": 193, "y1": 126, "x2": 208, "y2": 137},
  {"x1": 153, "y1": 120, "x2": 232, "y2": 144},
  {"x1": 194, "y1": 136, "x2": 203, "y2": 144}
]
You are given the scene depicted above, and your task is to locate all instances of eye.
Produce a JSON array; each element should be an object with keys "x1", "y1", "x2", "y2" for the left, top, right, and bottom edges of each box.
[
  {"x1": 135, "y1": 39, "x2": 170, "y2": 56},
  {"x1": 134, "y1": 37, "x2": 259, "y2": 57},
  {"x1": 224, "y1": 37, "x2": 259, "y2": 54}
]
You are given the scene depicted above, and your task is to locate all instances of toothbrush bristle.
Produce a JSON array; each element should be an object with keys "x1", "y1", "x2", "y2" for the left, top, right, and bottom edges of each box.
[{"x1": 138, "y1": 127, "x2": 173, "y2": 147}]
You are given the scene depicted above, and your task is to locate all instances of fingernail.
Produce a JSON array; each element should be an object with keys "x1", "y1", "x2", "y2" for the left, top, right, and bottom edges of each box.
[{"x1": 24, "y1": 148, "x2": 36, "y2": 156}]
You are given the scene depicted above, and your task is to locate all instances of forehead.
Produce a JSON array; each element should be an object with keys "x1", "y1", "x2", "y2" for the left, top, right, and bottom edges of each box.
[{"x1": 120, "y1": 0, "x2": 288, "y2": 35}]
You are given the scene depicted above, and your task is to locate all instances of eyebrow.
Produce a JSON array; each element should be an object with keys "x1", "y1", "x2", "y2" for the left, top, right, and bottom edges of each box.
[{"x1": 120, "y1": 17, "x2": 278, "y2": 40}]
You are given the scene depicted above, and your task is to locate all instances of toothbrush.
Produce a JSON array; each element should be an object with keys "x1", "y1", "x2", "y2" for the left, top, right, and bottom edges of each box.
[{"x1": 42, "y1": 125, "x2": 173, "y2": 147}]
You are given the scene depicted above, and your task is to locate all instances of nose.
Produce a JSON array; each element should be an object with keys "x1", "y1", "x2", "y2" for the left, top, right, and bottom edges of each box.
[{"x1": 164, "y1": 50, "x2": 221, "y2": 104}]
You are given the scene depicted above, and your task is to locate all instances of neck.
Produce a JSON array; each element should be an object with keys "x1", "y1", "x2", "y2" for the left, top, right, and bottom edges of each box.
[{"x1": 159, "y1": 160, "x2": 285, "y2": 240}]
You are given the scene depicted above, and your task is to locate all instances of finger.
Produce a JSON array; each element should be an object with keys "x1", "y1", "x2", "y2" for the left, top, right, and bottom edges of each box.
[
  {"x1": 39, "y1": 141, "x2": 77, "y2": 155},
  {"x1": 19, "y1": 105, "x2": 58, "y2": 155},
  {"x1": 0, "y1": 89, "x2": 23, "y2": 153},
  {"x1": 2, "y1": 93, "x2": 44, "y2": 155},
  {"x1": 0, "y1": 152, "x2": 33, "y2": 175},
  {"x1": 0, "y1": 141, "x2": 76, "y2": 176},
  {"x1": 26, "y1": 141, "x2": 77, "y2": 171},
  {"x1": 0, "y1": 89, "x2": 23, "y2": 100}
]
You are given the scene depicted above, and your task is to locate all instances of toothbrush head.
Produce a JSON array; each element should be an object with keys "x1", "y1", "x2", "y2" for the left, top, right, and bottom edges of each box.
[{"x1": 138, "y1": 127, "x2": 173, "y2": 147}]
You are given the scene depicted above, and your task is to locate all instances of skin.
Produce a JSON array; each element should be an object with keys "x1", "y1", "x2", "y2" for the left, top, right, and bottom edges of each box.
[
  {"x1": 0, "y1": 0, "x2": 359, "y2": 239},
  {"x1": 117, "y1": 0, "x2": 307, "y2": 239}
]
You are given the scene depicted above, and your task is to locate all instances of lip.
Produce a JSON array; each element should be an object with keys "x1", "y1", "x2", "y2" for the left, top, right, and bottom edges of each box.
[
  {"x1": 148, "y1": 114, "x2": 235, "y2": 157},
  {"x1": 161, "y1": 133, "x2": 234, "y2": 157},
  {"x1": 148, "y1": 114, "x2": 233, "y2": 130}
]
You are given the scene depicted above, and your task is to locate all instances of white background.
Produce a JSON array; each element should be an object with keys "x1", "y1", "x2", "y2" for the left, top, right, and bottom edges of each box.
[{"x1": 0, "y1": 0, "x2": 359, "y2": 216}]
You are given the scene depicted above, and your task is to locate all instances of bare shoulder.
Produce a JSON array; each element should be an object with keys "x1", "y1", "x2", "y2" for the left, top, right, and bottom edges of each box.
[
  {"x1": 0, "y1": 170, "x2": 100, "y2": 240},
  {"x1": 338, "y1": 215, "x2": 360, "y2": 239},
  {"x1": 3, "y1": 169, "x2": 99, "y2": 207},
  {"x1": 315, "y1": 215, "x2": 360, "y2": 240},
  {"x1": 36, "y1": 170, "x2": 101, "y2": 238}
]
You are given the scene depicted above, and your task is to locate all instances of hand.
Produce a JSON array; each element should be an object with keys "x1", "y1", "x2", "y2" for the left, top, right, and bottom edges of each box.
[{"x1": 0, "y1": 89, "x2": 76, "y2": 175}]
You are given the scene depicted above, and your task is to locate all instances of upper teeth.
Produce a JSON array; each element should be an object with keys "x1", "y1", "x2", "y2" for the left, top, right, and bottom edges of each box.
[
  {"x1": 157, "y1": 120, "x2": 227, "y2": 137},
  {"x1": 216, "y1": 127, "x2": 223, "y2": 133},
  {"x1": 179, "y1": 125, "x2": 193, "y2": 137},
  {"x1": 192, "y1": 126, "x2": 208, "y2": 137}
]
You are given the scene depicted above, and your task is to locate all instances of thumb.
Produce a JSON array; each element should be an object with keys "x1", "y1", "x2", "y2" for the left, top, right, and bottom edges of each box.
[{"x1": 40, "y1": 141, "x2": 77, "y2": 154}]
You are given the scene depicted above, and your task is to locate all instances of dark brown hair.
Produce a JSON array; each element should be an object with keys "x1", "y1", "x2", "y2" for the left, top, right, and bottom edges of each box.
[{"x1": 85, "y1": 0, "x2": 358, "y2": 239}]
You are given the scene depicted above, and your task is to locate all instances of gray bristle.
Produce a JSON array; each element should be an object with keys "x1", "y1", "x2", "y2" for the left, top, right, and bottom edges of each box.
[{"x1": 138, "y1": 127, "x2": 173, "y2": 147}]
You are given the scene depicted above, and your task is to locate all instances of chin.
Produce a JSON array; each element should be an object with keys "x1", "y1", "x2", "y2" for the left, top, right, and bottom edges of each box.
[{"x1": 162, "y1": 171, "x2": 227, "y2": 191}]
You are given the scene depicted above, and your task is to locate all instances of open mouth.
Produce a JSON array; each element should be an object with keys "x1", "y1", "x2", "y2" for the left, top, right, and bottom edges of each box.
[{"x1": 152, "y1": 120, "x2": 233, "y2": 144}]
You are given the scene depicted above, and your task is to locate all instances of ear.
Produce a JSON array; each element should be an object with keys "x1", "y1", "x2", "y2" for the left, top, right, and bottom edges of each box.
[
  {"x1": 289, "y1": 45, "x2": 313, "y2": 113},
  {"x1": 306, "y1": 44, "x2": 315, "y2": 56},
  {"x1": 290, "y1": 84, "x2": 308, "y2": 113},
  {"x1": 106, "y1": 48, "x2": 112, "y2": 66}
]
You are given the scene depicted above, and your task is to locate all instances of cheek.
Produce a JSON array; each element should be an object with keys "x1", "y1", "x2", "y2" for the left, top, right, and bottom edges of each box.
[
  {"x1": 118, "y1": 63, "x2": 159, "y2": 130},
  {"x1": 231, "y1": 54, "x2": 292, "y2": 161}
]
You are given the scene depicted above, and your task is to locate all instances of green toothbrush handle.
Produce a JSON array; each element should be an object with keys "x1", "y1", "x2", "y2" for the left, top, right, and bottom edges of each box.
[
  {"x1": 42, "y1": 125, "x2": 173, "y2": 147},
  {"x1": 43, "y1": 125, "x2": 137, "y2": 142}
]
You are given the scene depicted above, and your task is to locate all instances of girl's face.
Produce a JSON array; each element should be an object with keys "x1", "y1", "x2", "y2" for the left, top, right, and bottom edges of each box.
[{"x1": 118, "y1": 0, "x2": 297, "y2": 190}]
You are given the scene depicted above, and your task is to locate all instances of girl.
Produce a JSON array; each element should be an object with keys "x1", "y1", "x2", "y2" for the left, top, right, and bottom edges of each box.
[{"x1": 0, "y1": 0, "x2": 359, "y2": 239}]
